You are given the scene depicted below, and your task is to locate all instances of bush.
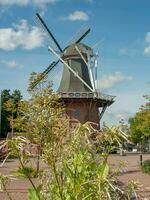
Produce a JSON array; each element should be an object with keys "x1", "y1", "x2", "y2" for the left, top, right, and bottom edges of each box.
[
  {"x1": 11, "y1": 166, "x2": 39, "y2": 178},
  {"x1": 0, "y1": 83, "x2": 138, "y2": 199},
  {"x1": 141, "y1": 159, "x2": 150, "y2": 174}
]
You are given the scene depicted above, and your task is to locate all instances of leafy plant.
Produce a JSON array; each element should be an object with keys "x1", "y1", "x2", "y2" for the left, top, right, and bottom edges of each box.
[
  {"x1": 38, "y1": 123, "x2": 135, "y2": 200},
  {"x1": 0, "y1": 81, "x2": 138, "y2": 200},
  {"x1": 11, "y1": 166, "x2": 40, "y2": 178},
  {"x1": 141, "y1": 159, "x2": 150, "y2": 174},
  {"x1": 0, "y1": 174, "x2": 13, "y2": 200},
  {"x1": 28, "y1": 188, "x2": 45, "y2": 200}
]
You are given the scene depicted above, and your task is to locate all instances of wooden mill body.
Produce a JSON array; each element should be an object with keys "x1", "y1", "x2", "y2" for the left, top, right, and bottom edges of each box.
[{"x1": 57, "y1": 43, "x2": 114, "y2": 129}]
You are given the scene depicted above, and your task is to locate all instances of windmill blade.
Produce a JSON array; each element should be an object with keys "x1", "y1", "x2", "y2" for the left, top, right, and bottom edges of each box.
[
  {"x1": 31, "y1": 60, "x2": 59, "y2": 90},
  {"x1": 75, "y1": 28, "x2": 90, "y2": 44},
  {"x1": 69, "y1": 25, "x2": 91, "y2": 45},
  {"x1": 42, "y1": 60, "x2": 59, "y2": 75},
  {"x1": 36, "y1": 13, "x2": 63, "y2": 53},
  {"x1": 75, "y1": 45, "x2": 96, "y2": 91}
]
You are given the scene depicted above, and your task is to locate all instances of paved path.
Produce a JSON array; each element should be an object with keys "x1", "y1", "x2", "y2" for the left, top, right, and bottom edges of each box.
[
  {"x1": 0, "y1": 154, "x2": 150, "y2": 199},
  {"x1": 108, "y1": 154, "x2": 150, "y2": 199},
  {"x1": 0, "y1": 159, "x2": 37, "y2": 200}
]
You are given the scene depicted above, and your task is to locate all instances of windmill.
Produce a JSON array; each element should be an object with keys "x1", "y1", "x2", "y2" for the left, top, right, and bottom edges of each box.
[{"x1": 31, "y1": 13, "x2": 115, "y2": 129}]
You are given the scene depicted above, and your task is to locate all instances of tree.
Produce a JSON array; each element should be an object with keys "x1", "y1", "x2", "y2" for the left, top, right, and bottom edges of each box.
[
  {"x1": 11, "y1": 78, "x2": 63, "y2": 173},
  {"x1": 0, "y1": 89, "x2": 22, "y2": 138},
  {"x1": 129, "y1": 95, "x2": 150, "y2": 149},
  {"x1": 11, "y1": 90, "x2": 22, "y2": 103},
  {"x1": 28, "y1": 72, "x2": 48, "y2": 93},
  {"x1": 1, "y1": 90, "x2": 11, "y2": 137}
]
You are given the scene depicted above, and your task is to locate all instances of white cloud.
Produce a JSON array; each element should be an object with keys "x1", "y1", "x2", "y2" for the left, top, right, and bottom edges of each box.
[
  {"x1": 119, "y1": 47, "x2": 139, "y2": 57},
  {"x1": 98, "y1": 72, "x2": 133, "y2": 89},
  {"x1": 0, "y1": 0, "x2": 28, "y2": 6},
  {"x1": 0, "y1": 19, "x2": 45, "y2": 50},
  {"x1": 145, "y1": 32, "x2": 150, "y2": 43},
  {"x1": 144, "y1": 46, "x2": 150, "y2": 55},
  {"x1": 107, "y1": 110, "x2": 132, "y2": 121},
  {"x1": 0, "y1": 0, "x2": 58, "y2": 6},
  {"x1": 115, "y1": 113, "x2": 129, "y2": 120},
  {"x1": 144, "y1": 32, "x2": 150, "y2": 55},
  {"x1": 102, "y1": 91, "x2": 146, "y2": 125},
  {"x1": 1, "y1": 60, "x2": 23, "y2": 69},
  {"x1": 63, "y1": 10, "x2": 89, "y2": 21}
]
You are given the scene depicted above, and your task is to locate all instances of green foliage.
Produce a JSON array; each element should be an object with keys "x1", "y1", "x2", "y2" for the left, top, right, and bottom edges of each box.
[
  {"x1": 125, "y1": 180, "x2": 138, "y2": 199},
  {"x1": 28, "y1": 189, "x2": 40, "y2": 200},
  {"x1": 11, "y1": 90, "x2": 22, "y2": 102},
  {"x1": 0, "y1": 80, "x2": 138, "y2": 200},
  {"x1": 11, "y1": 166, "x2": 40, "y2": 178},
  {"x1": 28, "y1": 188, "x2": 45, "y2": 200},
  {"x1": 1, "y1": 136, "x2": 29, "y2": 158},
  {"x1": 39, "y1": 124, "x2": 131, "y2": 200},
  {"x1": 141, "y1": 159, "x2": 150, "y2": 174},
  {"x1": 129, "y1": 95, "x2": 150, "y2": 146},
  {"x1": 28, "y1": 72, "x2": 48, "y2": 93},
  {"x1": 0, "y1": 89, "x2": 22, "y2": 137},
  {"x1": 1, "y1": 89, "x2": 11, "y2": 136},
  {"x1": 0, "y1": 173, "x2": 9, "y2": 191},
  {"x1": 10, "y1": 78, "x2": 62, "y2": 143},
  {"x1": 0, "y1": 173, "x2": 13, "y2": 200},
  {"x1": 96, "y1": 126, "x2": 129, "y2": 156}
]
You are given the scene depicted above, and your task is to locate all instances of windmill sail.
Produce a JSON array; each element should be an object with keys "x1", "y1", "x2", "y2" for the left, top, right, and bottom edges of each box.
[
  {"x1": 68, "y1": 25, "x2": 90, "y2": 45},
  {"x1": 36, "y1": 13, "x2": 63, "y2": 53},
  {"x1": 30, "y1": 61, "x2": 59, "y2": 90}
]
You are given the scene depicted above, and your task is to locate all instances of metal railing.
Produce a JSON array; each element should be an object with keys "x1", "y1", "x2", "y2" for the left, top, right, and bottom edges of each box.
[{"x1": 57, "y1": 92, "x2": 115, "y2": 102}]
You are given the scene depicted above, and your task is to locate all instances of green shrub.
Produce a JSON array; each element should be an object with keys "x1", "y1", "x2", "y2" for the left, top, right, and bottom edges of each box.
[
  {"x1": 11, "y1": 166, "x2": 39, "y2": 178},
  {"x1": 0, "y1": 82, "x2": 138, "y2": 199},
  {"x1": 141, "y1": 159, "x2": 150, "y2": 174}
]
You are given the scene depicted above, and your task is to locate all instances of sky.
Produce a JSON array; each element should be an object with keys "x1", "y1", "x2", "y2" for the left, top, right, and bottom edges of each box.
[{"x1": 0, "y1": 0, "x2": 150, "y2": 125}]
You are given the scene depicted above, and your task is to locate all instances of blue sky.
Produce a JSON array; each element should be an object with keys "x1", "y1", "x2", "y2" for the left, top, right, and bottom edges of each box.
[{"x1": 0, "y1": 0, "x2": 149, "y2": 125}]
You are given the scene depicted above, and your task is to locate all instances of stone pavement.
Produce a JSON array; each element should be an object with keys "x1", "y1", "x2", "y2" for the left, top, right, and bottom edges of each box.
[
  {"x1": 108, "y1": 154, "x2": 150, "y2": 199},
  {"x1": 0, "y1": 154, "x2": 150, "y2": 200}
]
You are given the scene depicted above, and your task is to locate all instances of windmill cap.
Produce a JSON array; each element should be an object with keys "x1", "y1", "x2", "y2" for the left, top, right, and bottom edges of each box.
[{"x1": 61, "y1": 43, "x2": 93, "y2": 59}]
